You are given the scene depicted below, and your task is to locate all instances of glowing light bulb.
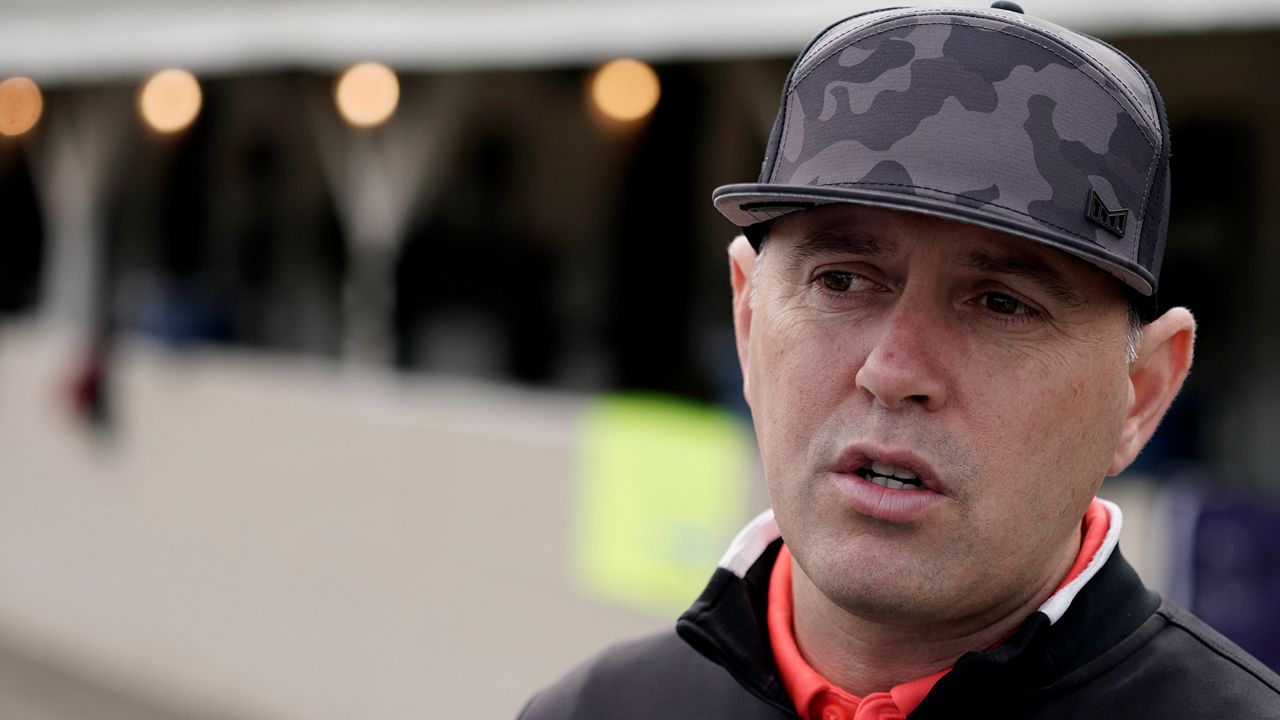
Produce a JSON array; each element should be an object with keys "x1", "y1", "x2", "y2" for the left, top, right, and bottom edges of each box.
[
  {"x1": 0, "y1": 77, "x2": 43, "y2": 137},
  {"x1": 139, "y1": 69, "x2": 202, "y2": 134},
  {"x1": 335, "y1": 62, "x2": 400, "y2": 128},
  {"x1": 590, "y1": 59, "x2": 660, "y2": 123}
]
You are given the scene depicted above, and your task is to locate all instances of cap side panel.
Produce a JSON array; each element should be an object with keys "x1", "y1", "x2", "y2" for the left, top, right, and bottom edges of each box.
[
  {"x1": 1133, "y1": 57, "x2": 1172, "y2": 287},
  {"x1": 1011, "y1": 24, "x2": 1159, "y2": 133},
  {"x1": 1132, "y1": 120, "x2": 1161, "y2": 264}
]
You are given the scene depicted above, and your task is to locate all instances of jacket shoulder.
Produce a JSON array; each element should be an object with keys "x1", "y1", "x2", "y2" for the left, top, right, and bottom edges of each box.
[
  {"x1": 1152, "y1": 603, "x2": 1280, "y2": 702},
  {"x1": 518, "y1": 630, "x2": 792, "y2": 720},
  {"x1": 1040, "y1": 601, "x2": 1280, "y2": 717}
]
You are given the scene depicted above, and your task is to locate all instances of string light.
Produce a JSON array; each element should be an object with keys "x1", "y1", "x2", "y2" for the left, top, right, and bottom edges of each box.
[
  {"x1": 139, "y1": 69, "x2": 202, "y2": 134},
  {"x1": 335, "y1": 62, "x2": 400, "y2": 129},
  {"x1": 590, "y1": 59, "x2": 660, "y2": 124},
  {"x1": 0, "y1": 77, "x2": 43, "y2": 137}
]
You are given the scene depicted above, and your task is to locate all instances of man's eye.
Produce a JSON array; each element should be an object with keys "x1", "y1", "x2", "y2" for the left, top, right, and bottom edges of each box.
[
  {"x1": 982, "y1": 292, "x2": 1028, "y2": 315},
  {"x1": 818, "y1": 271, "x2": 860, "y2": 292}
]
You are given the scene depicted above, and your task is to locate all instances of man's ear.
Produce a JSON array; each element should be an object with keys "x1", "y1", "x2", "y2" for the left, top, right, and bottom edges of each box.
[
  {"x1": 728, "y1": 235, "x2": 758, "y2": 402},
  {"x1": 1109, "y1": 307, "x2": 1196, "y2": 475}
]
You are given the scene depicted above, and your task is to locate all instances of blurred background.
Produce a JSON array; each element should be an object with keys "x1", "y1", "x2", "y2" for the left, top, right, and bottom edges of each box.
[{"x1": 1, "y1": 0, "x2": 1279, "y2": 717}]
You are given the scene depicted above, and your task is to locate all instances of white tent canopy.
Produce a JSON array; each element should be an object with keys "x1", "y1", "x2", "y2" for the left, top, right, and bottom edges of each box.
[{"x1": 2, "y1": 0, "x2": 1279, "y2": 85}]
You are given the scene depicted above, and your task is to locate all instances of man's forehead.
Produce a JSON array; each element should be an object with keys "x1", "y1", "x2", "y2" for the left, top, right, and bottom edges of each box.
[{"x1": 772, "y1": 203, "x2": 1024, "y2": 254}]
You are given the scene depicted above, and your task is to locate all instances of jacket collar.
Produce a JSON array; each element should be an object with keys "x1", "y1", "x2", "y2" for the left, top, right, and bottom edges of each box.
[{"x1": 677, "y1": 503, "x2": 1161, "y2": 714}]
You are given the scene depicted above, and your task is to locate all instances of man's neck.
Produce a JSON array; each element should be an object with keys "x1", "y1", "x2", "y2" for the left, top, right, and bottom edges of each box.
[{"x1": 789, "y1": 528, "x2": 1081, "y2": 698}]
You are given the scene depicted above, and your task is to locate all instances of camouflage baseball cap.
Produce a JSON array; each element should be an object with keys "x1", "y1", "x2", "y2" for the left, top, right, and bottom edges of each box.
[{"x1": 712, "y1": 4, "x2": 1170, "y2": 319}]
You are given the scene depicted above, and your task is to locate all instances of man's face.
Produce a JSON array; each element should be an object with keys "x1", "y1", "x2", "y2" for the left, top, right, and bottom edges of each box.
[{"x1": 736, "y1": 203, "x2": 1134, "y2": 628}]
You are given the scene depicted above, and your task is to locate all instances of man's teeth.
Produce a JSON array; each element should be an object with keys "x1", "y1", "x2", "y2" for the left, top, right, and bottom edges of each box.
[
  {"x1": 866, "y1": 475, "x2": 916, "y2": 490},
  {"x1": 861, "y1": 462, "x2": 923, "y2": 490},
  {"x1": 870, "y1": 461, "x2": 918, "y2": 481},
  {"x1": 870, "y1": 474, "x2": 911, "y2": 489}
]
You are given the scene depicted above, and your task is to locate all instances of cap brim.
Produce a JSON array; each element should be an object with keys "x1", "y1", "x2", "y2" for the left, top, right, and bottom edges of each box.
[{"x1": 713, "y1": 183, "x2": 1156, "y2": 302}]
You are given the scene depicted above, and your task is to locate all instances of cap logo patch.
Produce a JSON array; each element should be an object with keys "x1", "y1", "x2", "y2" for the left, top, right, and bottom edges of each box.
[{"x1": 1085, "y1": 189, "x2": 1128, "y2": 238}]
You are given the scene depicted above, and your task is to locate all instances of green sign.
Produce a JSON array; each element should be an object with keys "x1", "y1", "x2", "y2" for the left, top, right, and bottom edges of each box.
[{"x1": 574, "y1": 394, "x2": 753, "y2": 615}]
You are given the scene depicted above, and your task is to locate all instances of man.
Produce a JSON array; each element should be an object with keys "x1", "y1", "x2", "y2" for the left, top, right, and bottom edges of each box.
[{"x1": 522, "y1": 4, "x2": 1280, "y2": 718}]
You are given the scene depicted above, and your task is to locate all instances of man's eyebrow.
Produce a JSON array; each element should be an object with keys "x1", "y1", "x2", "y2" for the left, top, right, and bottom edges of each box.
[
  {"x1": 782, "y1": 230, "x2": 894, "y2": 268},
  {"x1": 963, "y1": 250, "x2": 1085, "y2": 307}
]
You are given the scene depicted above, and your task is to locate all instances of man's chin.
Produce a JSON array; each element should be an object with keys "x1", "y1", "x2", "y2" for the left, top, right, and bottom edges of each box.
[
  {"x1": 819, "y1": 580, "x2": 959, "y2": 628},
  {"x1": 799, "y1": 540, "x2": 962, "y2": 621}
]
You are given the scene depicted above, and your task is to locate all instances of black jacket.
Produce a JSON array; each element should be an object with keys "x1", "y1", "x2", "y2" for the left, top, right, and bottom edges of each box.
[{"x1": 521, "y1": 539, "x2": 1280, "y2": 718}]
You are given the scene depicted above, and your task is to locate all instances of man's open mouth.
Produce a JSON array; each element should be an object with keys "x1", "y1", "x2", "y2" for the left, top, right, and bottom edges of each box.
[{"x1": 855, "y1": 461, "x2": 926, "y2": 491}]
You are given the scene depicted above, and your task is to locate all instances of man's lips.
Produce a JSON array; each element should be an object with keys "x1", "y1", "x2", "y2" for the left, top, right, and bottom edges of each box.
[
  {"x1": 832, "y1": 446, "x2": 945, "y2": 495},
  {"x1": 828, "y1": 446, "x2": 950, "y2": 523}
]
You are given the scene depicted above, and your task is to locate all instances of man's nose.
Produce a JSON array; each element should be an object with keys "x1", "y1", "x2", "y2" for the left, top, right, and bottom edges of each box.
[{"x1": 853, "y1": 297, "x2": 950, "y2": 412}]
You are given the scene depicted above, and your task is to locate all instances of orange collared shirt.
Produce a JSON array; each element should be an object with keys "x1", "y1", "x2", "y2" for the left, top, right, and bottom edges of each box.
[{"x1": 768, "y1": 498, "x2": 1111, "y2": 720}]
